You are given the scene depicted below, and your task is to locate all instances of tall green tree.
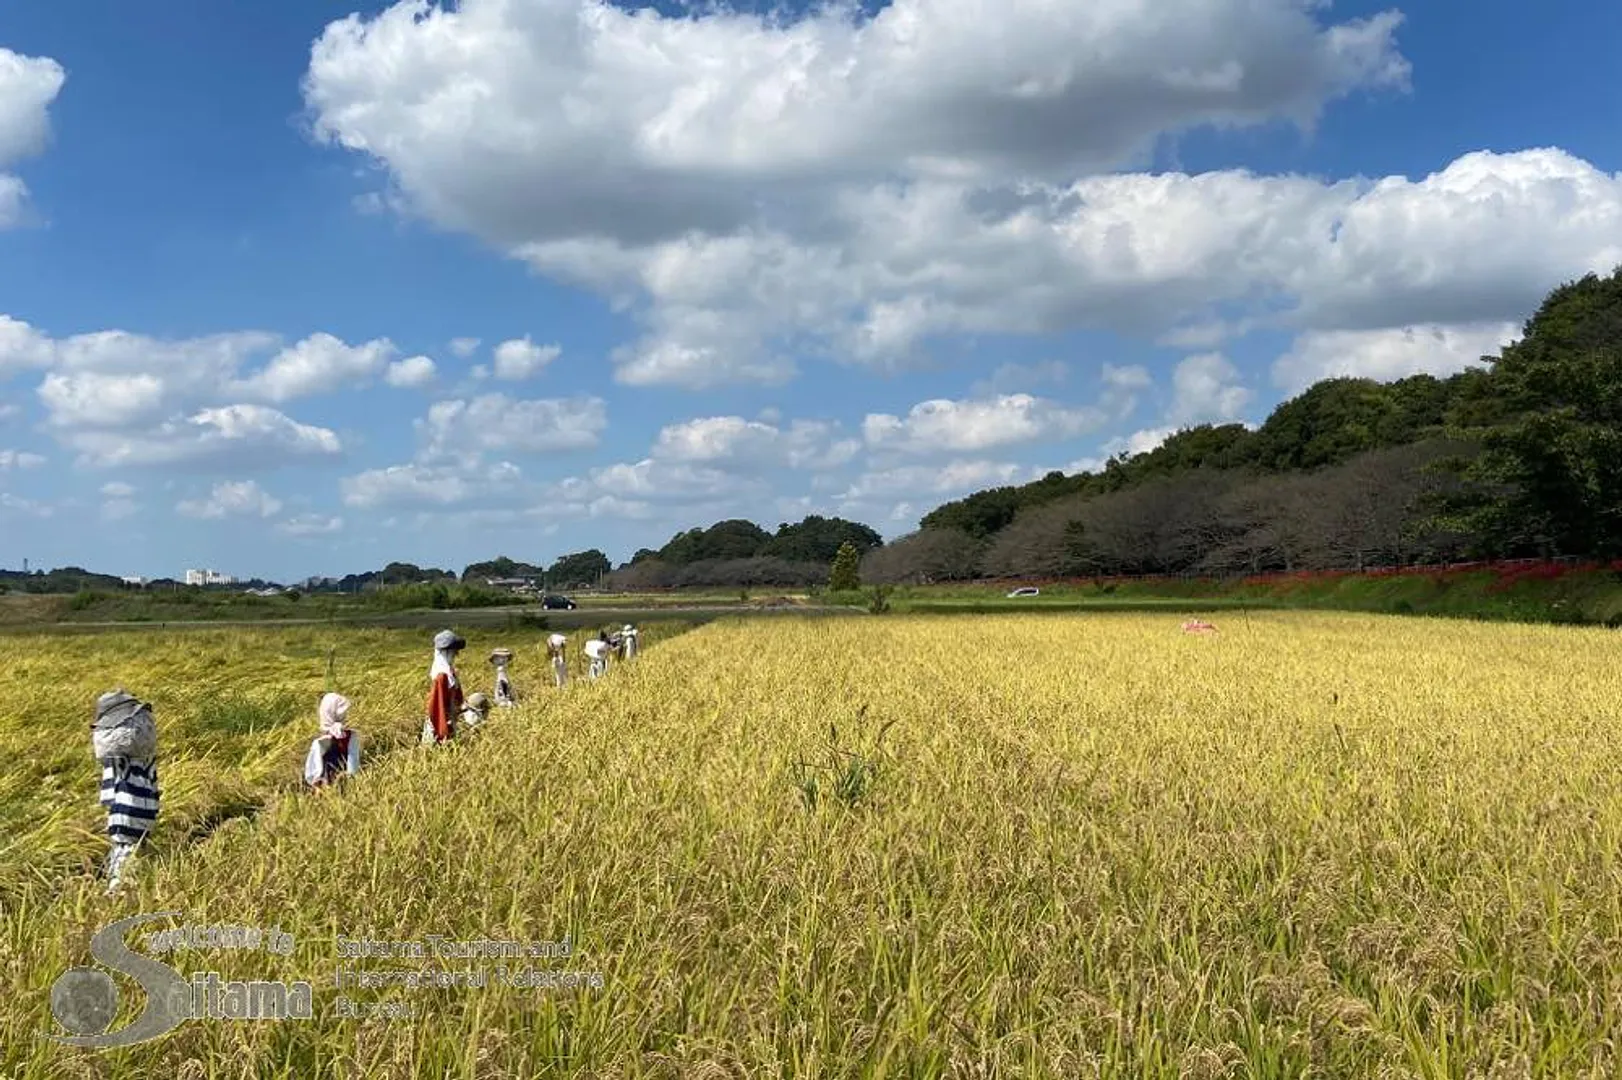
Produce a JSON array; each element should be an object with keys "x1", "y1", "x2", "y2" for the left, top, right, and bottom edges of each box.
[
  {"x1": 1443, "y1": 268, "x2": 1622, "y2": 556},
  {"x1": 547, "y1": 549, "x2": 611, "y2": 587},
  {"x1": 828, "y1": 541, "x2": 862, "y2": 591}
]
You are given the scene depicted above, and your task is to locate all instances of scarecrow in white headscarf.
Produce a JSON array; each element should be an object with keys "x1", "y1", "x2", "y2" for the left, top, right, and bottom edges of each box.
[
  {"x1": 304, "y1": 692, "x2": 361, "y2": 789},
  {"x1": 546, "y1": 633, "x2": 569, "y2": 689},
  {"x1": 619, "y1": 624, "x2": 639, "y2": 660},
  {"x1": 583, "y1": 634, "x2": 611, "y2": 681},
  {"x1": 422, "y1": 629, "x2": 466, "y2": 744},
  {"x1": 91, "y1": 689, "x2": 160, "y2": 895},
  {"x1": 489, "y1": 648, "x2": 517, "y2": 707}
]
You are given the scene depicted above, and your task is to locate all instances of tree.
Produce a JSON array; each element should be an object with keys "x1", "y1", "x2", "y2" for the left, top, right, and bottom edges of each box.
[
  {"x1": 547, "y1": 549, "x2": 611, "y2": 587},
  {"x1": 761, "y1": 516, "x2": 882, "y2": 563},
  {"x1": 828, "y1": 541, "x2": 861, "y2": 591},
  {"x1": 860, "y1": 528, "x2": 985, "y2": 584},
  {"x1": 1442, "y1": 267, "x2": 1622, "y2": 557},
  {"x1": 461, "y1": 556, "x2": 543, "y2": 582}
]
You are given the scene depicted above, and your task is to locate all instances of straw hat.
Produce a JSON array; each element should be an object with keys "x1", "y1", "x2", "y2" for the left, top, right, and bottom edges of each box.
[{"x1": 489, "y1": 648, "x2": 514, "y2": 664}]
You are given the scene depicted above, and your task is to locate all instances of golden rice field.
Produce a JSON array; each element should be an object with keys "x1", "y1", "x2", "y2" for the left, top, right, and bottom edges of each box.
[
  {"x1": 4, "y1": 611, "x2": 1622, "y2": 1079},
  {"x1": 0, "y1": 623, "x2": 683, "y2": 905}
]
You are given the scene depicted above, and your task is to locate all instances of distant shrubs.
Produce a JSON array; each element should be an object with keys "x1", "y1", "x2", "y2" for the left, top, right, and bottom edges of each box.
[
  {"x1": 363, "y1": 582, "x2": 523, "y2": 611},
  {"x1": 604, "y1": 556, "x2": 830, "y2": 590},
  {"x1": 67, "y1": 589, "x2": 106, "y2": 611}
]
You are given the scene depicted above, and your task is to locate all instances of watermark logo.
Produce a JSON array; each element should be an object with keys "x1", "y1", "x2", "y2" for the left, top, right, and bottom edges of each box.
[{"x1": 46, "y1": 912, "x2": 313, "y2": 1050}]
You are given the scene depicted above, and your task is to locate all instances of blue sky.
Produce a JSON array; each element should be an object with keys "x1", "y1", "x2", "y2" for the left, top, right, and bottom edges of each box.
[{"x1": 1, "y1": 0, "x2": 1619, "y2": 583}]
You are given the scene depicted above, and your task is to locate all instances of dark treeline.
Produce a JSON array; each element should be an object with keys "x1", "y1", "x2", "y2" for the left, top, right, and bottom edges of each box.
[
  {"x1": 603, "y1": 515, "x2": 881, "y2": 590},
  {"x1": 867, "y1": 269, "x2": 1622, "y2": 583}
]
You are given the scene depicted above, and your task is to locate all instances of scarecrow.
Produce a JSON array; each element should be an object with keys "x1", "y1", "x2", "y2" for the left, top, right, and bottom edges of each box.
[
  {"x1": 423, "y1": 629, "x2": 466, "y2": 744},
  {"x1": 91, "y1": 689, "x2": 160, "y2": 894},
  {"x1": 304, "y1": 692, "x2": 361, "y2": 789},
  {"x1": 546, "y1": 633, "x2": 569, "y2": 689},
  {"x1": 489, "y1": 648, "x2": 517, "y2": 707}
]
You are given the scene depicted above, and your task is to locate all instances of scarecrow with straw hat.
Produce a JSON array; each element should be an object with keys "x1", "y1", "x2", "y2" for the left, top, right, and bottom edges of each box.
[
  {"x1": 91, "y1": 688, "x2": 160, "y2": 894},
  {"x1": 422, "y1": 629, "x2": 466, "y2": 744},
  {"x1": 489, "y1": 647, "x2": 518, "y2": 707},
  {"x1": 619, "y1": 623, "x2": 639, "y2": 660}
]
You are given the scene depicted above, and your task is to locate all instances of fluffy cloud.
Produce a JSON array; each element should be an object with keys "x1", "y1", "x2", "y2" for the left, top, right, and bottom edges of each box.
[
  {"x1": 276, "y1": 513, "x2": 344, "y2": 536},
  {"x1": 340, "y1": 459, "x2": 525, "y2": 509},
  {"x1": 491, "y1": 336, "x2": 559, "y2": 380},
  {"x1": 63, "y1": 405, "x2": 342, "y2": 469},
  {"x1": 839, "y1": 460, "x2": 1045, "y2": 502},
  {"x1": 1165, "y1": 352, "x2": 1253, "y2": 426},
  {"x1": 301, "y1": 2, "x2": 1622, "y2": 391},
  {"x1": 230, "y1": 333, "x2": 397, "y2": 402},
  {"x1": 385, "y1": 354, "x2": 437, "y2": 388},
  {"x1": 1271, "y1": 321, "x2": 1521, "y2": 394},
  {"x1": 2, "y1": 317, "x2": 280, "y2": 417},
  {"x1": 0, "y1": 48, "x2": 65, "y2": 227},
  {"x1": 0, "y1": 448, "x2": 44, "y2": 469},
  {"x1": 417, "y1": 393, "x2": 606, "y2": 460},
  {"x1": 650, "y1": 415, "x2": 859, "y2": 470},
  {"x1": 0, "y1": 316, "x2": 428, "y2": 469},
  {"x1": 863, "y1": 393, "x2": 1110, "y2": 455},
  {"x1": 303, "y1": 0, "x2": 1414, "y2": 385},
  {"x1": 177, "y1": 480, "x2": 284, "y2": 520},
  {"x1": 448, "y1": 337, "x2": 481, "y2": 358},
  {"x1": 553, "y1": 459, "x2": 764, "y2": 505}
]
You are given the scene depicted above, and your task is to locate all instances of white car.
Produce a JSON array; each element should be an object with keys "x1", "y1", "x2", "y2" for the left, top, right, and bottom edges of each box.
[{"x1": 1006, "y1": 586, "x2": 1040, "y2": 598}]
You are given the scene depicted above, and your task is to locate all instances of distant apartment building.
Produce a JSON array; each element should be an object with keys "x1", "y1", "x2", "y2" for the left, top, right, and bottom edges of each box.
[{"x1": 184, "y1": 568, "x2": 236, "y2": 586}]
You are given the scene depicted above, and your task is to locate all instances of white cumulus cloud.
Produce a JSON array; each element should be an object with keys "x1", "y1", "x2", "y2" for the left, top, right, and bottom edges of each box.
[
  {"x1": 650, "y1": 415, "x2": 859, "y2": 470},
  {"x1": 1166, "y1": 352, "x2": 1254, "y2": 426},
  {"x1": 385, "y1": 354, "x2": 438, "y2": 388},
  {"x1": 417, "y1": 393, "x2": 606, "y2": 460},
  {"x1": 231, "y1": 332, "x2": 398, "y2": 402},
  {"x1": 176, "y1": 480, "x2": 284, "y2": 520},
  {"x1": 1272, "y1": 321, "x2": 1522, "y2": 394},
  {"x1": 302, "y1": 0, "x2": 1416, "y2": 386},
  {"x1": 862, "y1": 394, "x2": 1108, "y2": 455},
  {"x1": 63, "y1": 404, "x2": 343, "y2": 469},
  {"x1": 341, "y1": 459, "x2": 525, "y2": 509},
  {"x1": 0, "y1": 48, "x2": 66, "y2": 227},
  {"x1": 491, "y1": 336, "x2": 560, "y2": 380},
  {"x1": 277, "y1": 513, "x2": 344, "y2": 536}
]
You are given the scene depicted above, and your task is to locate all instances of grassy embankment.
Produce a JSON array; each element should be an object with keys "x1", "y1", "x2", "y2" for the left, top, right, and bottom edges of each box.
[
  {"x1": 840, "y1": 562, "x2": 1622, "y2": 625},
  {"x1": 13, "y1": 560, "x2": 1622, "y2": 629}
]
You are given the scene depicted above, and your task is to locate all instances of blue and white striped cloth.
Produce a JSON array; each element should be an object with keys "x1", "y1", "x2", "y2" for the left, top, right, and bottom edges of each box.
[{"x1": 100, "y1": 758, "x2": 160, "y2": 843}]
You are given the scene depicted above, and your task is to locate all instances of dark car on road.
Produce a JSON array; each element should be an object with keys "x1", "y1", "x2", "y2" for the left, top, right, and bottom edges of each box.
[{"x1": 541, "y1": 594, "x2": 577, "y2": 610}]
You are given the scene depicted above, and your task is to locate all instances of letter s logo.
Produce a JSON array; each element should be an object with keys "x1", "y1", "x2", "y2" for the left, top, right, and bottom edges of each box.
[{"x1": 46, "y1": 912, "x2": 190, "y2": 1049}]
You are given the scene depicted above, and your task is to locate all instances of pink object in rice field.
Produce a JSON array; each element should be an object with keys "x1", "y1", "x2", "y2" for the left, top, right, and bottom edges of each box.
[{"x1": 1181, "y1": 619, "x2": 1218, "y2": 634}]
